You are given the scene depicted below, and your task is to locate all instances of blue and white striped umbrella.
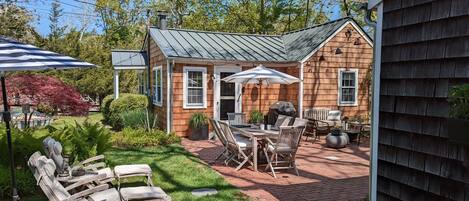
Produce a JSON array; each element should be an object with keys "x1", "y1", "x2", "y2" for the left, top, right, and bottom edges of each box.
[{"x1": 0, "y1": 36, "x2": 96, "y2": 71}]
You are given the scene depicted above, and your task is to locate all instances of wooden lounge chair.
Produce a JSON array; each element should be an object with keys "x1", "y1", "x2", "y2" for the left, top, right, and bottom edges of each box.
[
  {"x1": 43, "y1": 137, "x2": 115, "y2": 184},
  {"x1": 263, "y1": 126, "x2": 305, "y2": 178},
  {"x1": 218, "y1": 121, "x2": 253, "y2": 171},
  {"x1": 28, "y1": 152, "x2": 111, "y2": 201},
  {"x1": 30, "y1": 152, "x2": 171, "y2": 201}
]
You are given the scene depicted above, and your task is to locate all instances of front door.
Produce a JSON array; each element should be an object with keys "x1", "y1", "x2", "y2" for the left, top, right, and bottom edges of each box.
[{"x1": 214, "y1": 66, "x2": 242, "y2": 120}]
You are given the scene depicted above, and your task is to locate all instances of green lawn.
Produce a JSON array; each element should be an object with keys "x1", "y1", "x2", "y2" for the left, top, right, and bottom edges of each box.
[{"x1": 14, "y1": 113, "x2": 248, "y2": 201}]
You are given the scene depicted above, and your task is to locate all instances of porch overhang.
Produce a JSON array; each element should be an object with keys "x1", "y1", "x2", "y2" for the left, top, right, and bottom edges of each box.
[
  {"x1": 111, "y1": 49, "x2": 148, "y2": 70},
  {"x1": 111, "y1": 50, "x2": 148, "y2": 99}
]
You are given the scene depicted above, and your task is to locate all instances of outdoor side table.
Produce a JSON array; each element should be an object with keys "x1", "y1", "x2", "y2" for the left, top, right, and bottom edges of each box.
[{"x1": 114, "y1": 164, "x2": 154, "y2": 189}]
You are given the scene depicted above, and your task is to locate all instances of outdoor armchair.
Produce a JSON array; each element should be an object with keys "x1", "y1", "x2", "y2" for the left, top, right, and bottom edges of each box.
[
  {"x1": 227, "y1": 113, "x2": 246, "y2": 126},
  {"x1": 218, "y1": 121, "x2": 253, "y2": 171},
  {"x1": 274, "y1": 115, "x2": 293, "y2": 129},
  {"x1": 263, "y1": 126, "x2": 305, "y2": 178},
  {"x1": 209, "y1": 118, "x2": 232, "y2": 165}
]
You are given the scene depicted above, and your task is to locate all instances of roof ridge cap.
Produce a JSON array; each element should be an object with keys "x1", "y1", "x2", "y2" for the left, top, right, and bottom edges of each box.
[
  {"x1": 149, "y1": 26, "x2": 281, "y2": 37},
  {"x1": 281, "y1": 17, "x2": 351, "y2": 36}
]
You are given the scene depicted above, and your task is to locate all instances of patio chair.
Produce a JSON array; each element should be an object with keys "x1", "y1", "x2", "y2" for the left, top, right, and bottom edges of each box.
[
  {"x1": 28, "y1": 153, "x2": 111, "y2": 201},
  {"x1": 30, "y1": 153, "x2": 171, "y2": 201},
  {"x1": 263, "y1": 126, "x2": 305, "y2": 178},
  {"x1": 227, "y1": 113, "x2": 246, "y2": 126},
  {"x1": 292, "y1": 118, "x2": 309, "y2": 127},
  {"x1": 218, "y1": 121, "x2": 253, "y2": 171},
  {"x1": 274, "y1": 115, "x2": 292, "y2": 129},
  {"x1": 43, "y1": 137, "x2": 115, "y2": 184},
  {"x1": 209, "y1": 118, "x2": 233, "y2": 164}
]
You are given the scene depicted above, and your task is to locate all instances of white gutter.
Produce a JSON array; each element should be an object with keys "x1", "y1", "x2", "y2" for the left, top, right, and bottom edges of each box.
[
  {"x1": 299, "y1": 62, "x2": 304, "y2": 118},
  {"x1": 368, "y1": 2, "x2": 383, "y2": 201}
]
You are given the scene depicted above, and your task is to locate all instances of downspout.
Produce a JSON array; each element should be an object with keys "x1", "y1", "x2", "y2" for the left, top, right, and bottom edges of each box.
[
  {"x1": 166, "y1": 59, "x2": 173, "y2": 133},
  {"x1": 146, "y1": 30, "x2": 152, "y2": 107},
  {"x1": 299, "y1": 62, "x2": 304, "y2": 118},
  {"x1": 362, "y1": 2, "x2": 383, "y2": 201}
]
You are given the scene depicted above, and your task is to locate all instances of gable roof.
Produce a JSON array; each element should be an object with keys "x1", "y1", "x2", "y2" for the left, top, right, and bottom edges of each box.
[{"x1": 149, "y1": 17, "x2": 369, "y2": 62}]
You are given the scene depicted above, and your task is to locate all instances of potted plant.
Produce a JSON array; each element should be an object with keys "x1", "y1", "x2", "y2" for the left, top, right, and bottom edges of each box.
[
  {"x1": 250, "y1": 110, "x2": 264, "y2": 128},
  {"x1": 189, "y1": 112, "x2": 209, "y2": 140},
  {"x1": 448, "y1": 84, "x2": 469, "y2": 145}
]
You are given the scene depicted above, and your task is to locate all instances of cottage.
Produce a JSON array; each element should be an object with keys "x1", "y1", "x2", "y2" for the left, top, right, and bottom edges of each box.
[
  {"x1": 368, "y1": 0, "x2": 469, "y2": 200},
  {"x1": 111, "y1": 17, "x2": 373, "y2": 136}
]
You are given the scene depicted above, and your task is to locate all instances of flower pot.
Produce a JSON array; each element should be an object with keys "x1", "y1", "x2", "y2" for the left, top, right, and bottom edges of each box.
[
  {"x1": 448, "y1": 118, "x2": 469, "y2": 146},
  {"x1": 189, "y1": 125, "x2": 209, "y2": 141}
]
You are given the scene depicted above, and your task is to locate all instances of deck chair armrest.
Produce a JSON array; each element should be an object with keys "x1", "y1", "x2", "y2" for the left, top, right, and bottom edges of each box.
[
  {"x1": 65, "y1": 173, "x2": 107, "y2": 191},
  {"x1": 83, "y1": 162, "x2": 106, "y2": 171},
  {"x1": 66, "y1": 184, "x2": 109, "y2": 201},
  {"x1": 78, "y1": 155, "x2": 105, "y2": 166}
]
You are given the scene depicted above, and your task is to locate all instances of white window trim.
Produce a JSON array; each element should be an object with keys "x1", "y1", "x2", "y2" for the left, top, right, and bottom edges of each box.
[
  {"x1": 338, "y1": 68, "x2": 359, "y2": 106},
  {"x1": 183, "y1": 66, "x2": 207, "y2": 109},
  {"x1": 153, "y1": 65, "x2": 163, "y2": 106}
]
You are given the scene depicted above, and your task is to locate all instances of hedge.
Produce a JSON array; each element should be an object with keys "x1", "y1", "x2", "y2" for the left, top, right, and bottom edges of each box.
[{"x1": 101, "y1": 93, "x2": 148, "y2": 130}]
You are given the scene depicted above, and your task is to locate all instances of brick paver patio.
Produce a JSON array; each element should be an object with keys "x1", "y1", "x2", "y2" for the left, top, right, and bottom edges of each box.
[{"x1": 182, "y1": 137, "x2": 370, "y2": 201}]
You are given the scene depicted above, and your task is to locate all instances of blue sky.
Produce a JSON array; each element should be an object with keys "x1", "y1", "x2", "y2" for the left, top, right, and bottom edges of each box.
[{"x1": 22, "y1": 0, "x2": 341, "y2": 36}]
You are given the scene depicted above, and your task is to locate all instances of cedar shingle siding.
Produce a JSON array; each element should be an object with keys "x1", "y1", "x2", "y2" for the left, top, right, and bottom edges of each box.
[{"x1": 378, "y1": 0, "x2": 469, "y2": 200}]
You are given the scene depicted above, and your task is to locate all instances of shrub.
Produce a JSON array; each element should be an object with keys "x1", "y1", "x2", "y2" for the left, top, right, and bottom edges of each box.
[
  {"x1": 51, "y1": 121, "x2": 112, "y2": 163},
  {"x1": 0, "y1": 166, "x2": 37, "y2": 199},
  {"x1": 101, "y1": 93, "x2": 148, "y2": 130},
  {"x1": 0, "y1": 126, "x2": 44, "y2": 168},
  {"x1": 189, "y1": 113, "x2": 208, "y2": 129},
  {"x1": 121, "y1": 109, "x2": 158, "y2": 130},
  {"x1": 112, "y1": 128, "x2": 180, "y2": 148},
  {"x1": 448, "y1": 84, "x2": 469, "y2": 120},
  {"x1": 101, "y1": 94, "x2": 115, "y2": 124},
  {"x1": 249, "y1": 110, "x2": 264, "y2": 124}
]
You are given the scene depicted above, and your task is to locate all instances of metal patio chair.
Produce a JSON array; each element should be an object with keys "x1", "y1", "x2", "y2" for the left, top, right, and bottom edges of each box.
[
  {"x1": 218, "y1": 121, "x2": 253, "y2": 171},
  {"x1": 263, "y1": 126, "x2": 305, "y2": 178}
]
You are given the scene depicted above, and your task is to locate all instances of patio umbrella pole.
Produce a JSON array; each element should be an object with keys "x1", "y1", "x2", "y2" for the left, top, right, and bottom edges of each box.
[{"x1": 1, "y1": 74, "x2": 19, "y2": 201}]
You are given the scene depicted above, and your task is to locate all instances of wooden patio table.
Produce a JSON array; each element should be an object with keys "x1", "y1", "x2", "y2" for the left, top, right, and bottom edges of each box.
[{"x1": 229, "y1": 125, "x2": 279, "y2": 172}]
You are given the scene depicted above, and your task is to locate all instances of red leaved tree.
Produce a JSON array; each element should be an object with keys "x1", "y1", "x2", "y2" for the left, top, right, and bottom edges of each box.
[{"x1": 0, "y1": 74, "x2": 90, "y2": 116}]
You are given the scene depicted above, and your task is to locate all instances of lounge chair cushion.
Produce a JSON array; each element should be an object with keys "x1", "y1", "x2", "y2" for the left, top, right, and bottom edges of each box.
[
  {"x1": 120, "y1": 186, "x2": 170, "y2": 201},
  {"x1": 114, "y1": 164, "x2": 152, "y2": 177},
  {"x1": 66, "y1": 167, "x2": 114, "y2": 183},
  {"x1": 88, "y1": 188, "x2": 120, "y2": 201},
  {"x1": 234, "y1": 136, "x2": 252, "y2": 148}
]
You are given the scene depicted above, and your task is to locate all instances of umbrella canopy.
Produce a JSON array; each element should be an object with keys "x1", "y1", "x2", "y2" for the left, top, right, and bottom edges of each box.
[
  {"x1": 0, "y1": 36, "x2": 96, "y2": 200},
  {"x1": 0, "y1": 36, "x2": 95, "y2": 71},
  {"x1": 222, "y1": 64, "x2": 300, "y2": 85}
]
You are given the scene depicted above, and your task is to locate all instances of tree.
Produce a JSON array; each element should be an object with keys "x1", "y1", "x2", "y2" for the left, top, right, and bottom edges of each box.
[
  {"x1": 0, "y1": 1, "x2": 35, "y2": 42},
  {"x1": 1, "y1": 74, "x2": 91, "y2": 116}
]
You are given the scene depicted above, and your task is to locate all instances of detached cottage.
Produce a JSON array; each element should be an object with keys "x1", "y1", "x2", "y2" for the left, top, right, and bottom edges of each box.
[{"x1": 111, "y1": 16, "x2": 373, "y2": 136}]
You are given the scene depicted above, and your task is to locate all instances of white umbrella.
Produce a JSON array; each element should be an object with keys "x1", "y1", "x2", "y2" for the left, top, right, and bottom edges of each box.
[
  {"x1": 0, "y1": 36, "x2": 96, "y2": 200},
  {"x1": 222, "y1": 64, "x2": 300, "y2": 111}
]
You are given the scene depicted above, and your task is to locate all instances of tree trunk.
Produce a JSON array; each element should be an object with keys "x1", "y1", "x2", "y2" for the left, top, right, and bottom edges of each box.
[{"x1": 305, "y1": 0, "x2": 310, "y2": 28}]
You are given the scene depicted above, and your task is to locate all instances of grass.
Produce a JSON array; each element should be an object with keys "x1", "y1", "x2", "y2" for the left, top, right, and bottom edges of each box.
[
  {"x1": 14, "y1": 113, "x2": 248, "y2": 201},
  {"x1": 106, "y1": 146, "x2": 248, "y2": 201}
]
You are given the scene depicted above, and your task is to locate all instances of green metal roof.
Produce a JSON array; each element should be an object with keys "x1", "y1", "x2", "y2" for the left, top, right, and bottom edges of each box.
[{"x1": 149, "y1": 17, "x2": 366, "y2": 62}]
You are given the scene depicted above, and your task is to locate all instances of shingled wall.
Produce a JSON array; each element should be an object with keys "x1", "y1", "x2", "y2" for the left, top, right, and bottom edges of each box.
[{"x1": 378, "y1": 0, "x2": 469, "y2": 200}]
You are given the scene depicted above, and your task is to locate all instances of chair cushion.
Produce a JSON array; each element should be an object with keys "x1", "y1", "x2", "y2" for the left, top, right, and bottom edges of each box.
[
  {"x1": 120, "y1": 186, "x2": 170, "y2": 201},
  {"x1": 114, "y1": 164, "x2": 152, "y2": 177},
  {"x1": 234, "y1": 135, "x2": 252, "y2": 148},
  {"x1": 267, "y1": 143, "x2": 293, "y2": 153},
  {"x1": 88, "y1": 188, "x2": 120, "y2": 201},
  {"x1": 66, "y1": 167, "x2": 115, "y2": 183},
  {"x1": 327, "y1": 110, "x2": 341, "y2": 121}
]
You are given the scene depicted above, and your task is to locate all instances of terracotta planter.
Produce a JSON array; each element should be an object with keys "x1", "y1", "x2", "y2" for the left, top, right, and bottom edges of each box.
[
  {"x1": 189, "y1": 125, "x2": 209, "y2": 141},
  {"x1": 448, "y1": 118, "x2": 469, "y2": 146}
]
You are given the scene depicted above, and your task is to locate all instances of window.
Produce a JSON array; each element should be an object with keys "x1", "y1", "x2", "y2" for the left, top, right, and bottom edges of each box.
[
  {"x1": 183, "y1": 67, "x2": 207, "y2": 108},
  {"x1": 338, "y1": 69, "x2": 358, "y2": 106},
  {"x1": 137, "y1": 71, "x2": 146, "y2": 95},
  {"x1": 153, "y1": 66, "x2": 163, "y2": 106}
]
